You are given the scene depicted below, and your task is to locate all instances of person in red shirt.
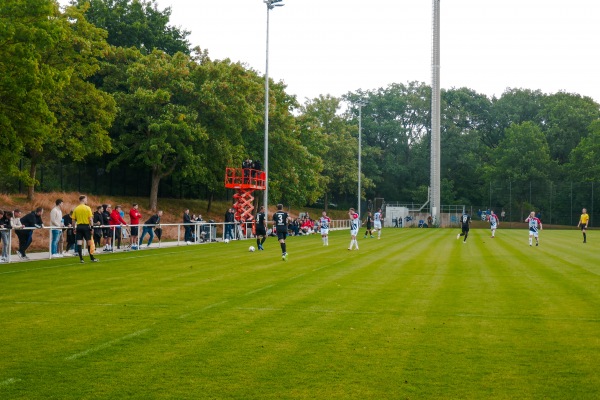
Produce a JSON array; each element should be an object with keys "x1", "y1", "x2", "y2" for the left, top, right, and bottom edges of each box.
[
  {"x1": 109, "y1": 205, "x2": 128, "y2": 251},
  {"x1": 129, "y1": 204, "x2": 142, "y2": 250}
]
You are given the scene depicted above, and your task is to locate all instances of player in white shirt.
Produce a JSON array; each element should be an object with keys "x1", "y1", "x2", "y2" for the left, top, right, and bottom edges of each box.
[
  {"x1": 489, "y1": 210, "x2": 499, "y2": 238},
  {"x1": 348, "y1": 208, "x2": 360, "y2": 250},
  {"x1": 525, "y1": 211, "x2": 542, "y2": 246},
  {"x1": 319, "y1": 211, "x2": 331, "y2": 246},
  {"x1": 373, "y1": 208, "x2": 383, "y2": 239}
]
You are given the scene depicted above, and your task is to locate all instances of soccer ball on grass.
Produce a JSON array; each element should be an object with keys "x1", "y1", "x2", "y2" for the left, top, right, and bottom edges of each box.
[{"x1": 248, "y1": 246, "x2": 255, "y2": 252}]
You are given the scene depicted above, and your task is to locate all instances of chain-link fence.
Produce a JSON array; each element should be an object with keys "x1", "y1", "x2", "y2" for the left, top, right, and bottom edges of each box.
[{"x1": 470, "y1": 180, "x2": 597, "y2": 227}]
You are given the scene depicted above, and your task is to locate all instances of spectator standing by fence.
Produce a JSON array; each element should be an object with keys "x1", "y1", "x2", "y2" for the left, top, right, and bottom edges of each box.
[
  {"x1": 110, "y1": 205, "x2": 128, "y2": 250},
  {"x1": 63, "y1": 209, "x2": 75, "y2": 255},
  {"x1": 129, "y1": 204, "x2": 142, "y2": 250},
  {"x1": 139, "y1": 211, "x2": 162, "y2": 248},
  {"x1": 183, "y1": 209, "x2": 193, "y2": 244},
  {"x1": 225, "y1": 207, "x2": 235, "y2": 241},
  {"x1": 50, "y1": 199, "x2": 64, "y2": 258},
  {"x1": 17, "y1": 208, "x2": 43, "y2": 260},
  {"x1": 93, "y1": 206, "x2": 103, "y2": 248},
  {"x1": 0, "y1": 210, "x2": 12, "y2": 263}
]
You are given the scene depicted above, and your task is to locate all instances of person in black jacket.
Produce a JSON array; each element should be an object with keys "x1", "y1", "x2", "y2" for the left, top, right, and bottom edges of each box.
[
  {"x1": 101, "y1": 204, "x2": 112, "y2": 251},
  {"x1": 0, "y1": 210, "x2": 13, "y2": 262},
  {"x1": 183, "y1": 209, "x2": 193, "y2": 244},
  {"x1": 16, "y1": 208, "x2": 44, "y2": 259},
  {"x1": 92, "y1": 206, "x2": 104, "y2": 248},
  {"x1": 63, "y1": 210, "x2": 76, "y2": 255},
  {"x1": 139, "y1": 211, "x2": 162, "y2": 248},
  {"x1": 224, "y1": 207, "x2": 236, "y2": 240}
]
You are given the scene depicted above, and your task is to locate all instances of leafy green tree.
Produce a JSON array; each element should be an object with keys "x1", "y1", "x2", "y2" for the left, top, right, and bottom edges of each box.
[
  {"x1": 568, "y1": 120, "x2": 600, "y2": 180},
  {"x1": 73, "y1": 0, "x2": 191, "y2": 55},
  {"x1": 296, "y1": 95, "x2": 356, "y2": 208},
  {"x1": 440, "y1": 88, "x2": 492, "y2": 205},
  {"x1": 28, "y1": 3, "x2": 116, "y2": 199},
  {"x1": 485, "y1": 122, "x2": 554, "y2": 211},
  {"x1": 0, "y1": 0, "x2": 59, "y2": 183},
  {"x1": 539, "y1": 92, "x2": 600, "y2": 164},
  {"x1": 188, "y1": 55, "x2": 262, "y2": 211},
  {"x1": 264, "y1": 81, "x2": 323, "y2": 207},
  {"x1": 345, "y1": 82, "x2": 430, "y2": 202},
  {"x1": 108, "y1": 49, "x2": 206, "y2": 210},
  {"x1": 1, "y1": 0, "x2": 116, "y2": 198}
]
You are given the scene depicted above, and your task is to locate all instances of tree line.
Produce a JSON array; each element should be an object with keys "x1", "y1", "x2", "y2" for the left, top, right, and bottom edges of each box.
[{"x1": 2, "y1": 0, "x2": 599, "y2": 217}]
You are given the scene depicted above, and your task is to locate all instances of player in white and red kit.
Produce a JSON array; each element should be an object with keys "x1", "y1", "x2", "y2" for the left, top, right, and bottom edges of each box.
[
  {"x1": 373, "y1": 209, "x2": 383, "y2": 239},
  {"x1": 525, "y1": 211, "x2": 543, "y2": 246},
  {"x1": 319, "y1": 211, "x2": 331, "y2": 246},
  {"x1": 489, "y1": 210, "x2": 499, "y2": 238},
  {"x1": 348, "y1": 208, "x2": 360, "y2": 250}
]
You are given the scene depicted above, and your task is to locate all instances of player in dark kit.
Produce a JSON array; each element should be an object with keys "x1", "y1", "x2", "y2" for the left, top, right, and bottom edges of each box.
[
  {"x1": 255, "y1": 206, "x2": 267, "y2": 250},
  {"x1": 273, "y1": 204, "x2": 290, "y2": 261},
  {"x1": 456, "y1": 211, "x2": 471, "y2": 243}
]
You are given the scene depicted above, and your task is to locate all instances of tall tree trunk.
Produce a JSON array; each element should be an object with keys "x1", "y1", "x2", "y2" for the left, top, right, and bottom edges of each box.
[
  {"x1": 206, "y1": 192, "x2": 213, "y2": 214},
  {"x1": 149, "y1": 169, "x2": 161, "y2": 212},
  {"x1": 27, "y1": 161, "x2": 37, "y2": 201},
  {"x1": 324, "y1": 192, "x2": 329, "y2": 212}
]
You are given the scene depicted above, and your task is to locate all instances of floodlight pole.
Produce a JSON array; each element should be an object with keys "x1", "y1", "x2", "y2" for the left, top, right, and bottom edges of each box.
[
  {"x1": 263, "y1": 0, "x2": 284, "y2": 212},
  {"x1": 356, "y1": 101, "x2": 367, "y2": 216},
  {"x1": 430, "y1": 0, "x2": 441, "y2": 224}
]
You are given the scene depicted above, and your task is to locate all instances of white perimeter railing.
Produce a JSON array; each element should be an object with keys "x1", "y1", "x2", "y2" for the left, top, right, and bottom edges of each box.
[{"x1": 0, "y1": 219, "x2": 355, "y2": 264}]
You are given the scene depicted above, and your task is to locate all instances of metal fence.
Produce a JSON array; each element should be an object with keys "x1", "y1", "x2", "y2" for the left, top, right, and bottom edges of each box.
[{"x1": 0, "y1": 220, "x2": 353, "y2": 264}]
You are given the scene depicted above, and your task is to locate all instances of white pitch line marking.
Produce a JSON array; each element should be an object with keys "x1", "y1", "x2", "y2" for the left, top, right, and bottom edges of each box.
[
  {"x1": 12, "y1": 301, "x2": 170, "y2": 308},
  {"x1": 0, "y1": 378, "x2": 20, "y2": 387},
  {"x1": 236, "y1": 307, "x2": 376, "y2": 315},
  {"x1": 65, "y1": 328, "x2": 150, "y2": 361},
  {"x1": 244, "y1": 285, "x2": 275, "y2": 296},
  {"x1": 178, "y1": 300, "x2": 229, "y2": 319}
]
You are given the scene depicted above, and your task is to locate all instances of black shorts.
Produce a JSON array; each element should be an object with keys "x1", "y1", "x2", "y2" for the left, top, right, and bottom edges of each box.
[
  {"x1": 581, "y1": 225, "x2": 587, "y2": 231},
  {"x1": 366, "y1": 223, "x2": 372, "y2": 229},
  {"x1": 130, "y1": 226, "x2": 139, "y2": 236},
  {"x1": 256, "y1": 227, "x2": 266, "y2": 236},
  {"x1": 277, "y1": 230, "x2": 288, "y2": 241},
  {"x1": 76, "y1": 225, "x2": 92, "y2": 241},
  {"x1": 102, "y1": 228, "x2": 110, "y2": 238},
  {"x1": 461, "y1": 225, "x2": 470, "y2": 233}
]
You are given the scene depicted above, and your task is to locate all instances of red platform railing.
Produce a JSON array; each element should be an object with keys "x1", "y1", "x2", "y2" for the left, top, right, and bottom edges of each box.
[{"x1": 224, "y1": 167, "x2": 266, "y2": 190}]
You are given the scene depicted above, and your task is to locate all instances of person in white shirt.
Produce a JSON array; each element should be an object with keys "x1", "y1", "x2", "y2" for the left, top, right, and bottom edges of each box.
[{"x1": 50, "y1": 199, "x2": 64, "y2": 258}]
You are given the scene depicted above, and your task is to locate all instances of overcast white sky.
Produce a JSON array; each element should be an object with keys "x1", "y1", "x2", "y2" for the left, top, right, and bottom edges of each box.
[
  {"x1": 153, "y1": 0, "x2": 599, "y2": 104},
  {"x1": 57, "y1": 0, "x2": 598, "y2": 103}
]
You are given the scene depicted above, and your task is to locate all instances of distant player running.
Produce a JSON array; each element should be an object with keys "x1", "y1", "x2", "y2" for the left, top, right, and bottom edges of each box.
[
  {"x1": 525, "y1": 211, "x2": 543, "y2": 246},
  {"x1": 456, "y1": 212, "x2": 471, "y2": 243},
  {"x1": 255, "y1": 206, "x2": 267, "y2": 250},
  {"x1": 273, "y1": 204, "x2": 290, "y2": 261},
  {"x1": 373, "y1": 208, "x2": 383, "y2": 239},
  {"x1": 577, "y1": 208, "x2": 589, "y2": 243},
  {"x1": 489, "y1": 210, "x2": 500, "y2": 238},
  {"x1": 363, "y1": 212, "x2": 373, "y2": 238},
  {"x1": 320, "y1": 211, "x2": 331, "y2": 246},
  {"x1": 348, "y1": 208, "x2": 360, "y2": 250}
]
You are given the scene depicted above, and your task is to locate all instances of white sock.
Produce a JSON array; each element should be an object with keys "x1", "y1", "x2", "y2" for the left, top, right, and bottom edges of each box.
[{"x1": 529, "y1": 237, "x2": 532, "y2": 245}]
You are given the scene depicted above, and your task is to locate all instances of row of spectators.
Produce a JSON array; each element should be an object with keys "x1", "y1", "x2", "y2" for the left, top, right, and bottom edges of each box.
[{"x1": 0, "y1": 200, "x2": 165, "y2": 261}]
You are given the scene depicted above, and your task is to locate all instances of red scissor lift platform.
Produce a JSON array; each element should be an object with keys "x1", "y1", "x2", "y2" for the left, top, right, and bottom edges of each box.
[{"x1": 224, "y1": 168, "x2": 266, "y2": 234}]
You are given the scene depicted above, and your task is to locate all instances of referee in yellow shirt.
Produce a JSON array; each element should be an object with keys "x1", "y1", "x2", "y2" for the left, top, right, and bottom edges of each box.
[
  {"x1": 577, "y1": 208, "x2": 589, "y2": 244},
  {"x1": 71, "y1": 195, "x2": 99, "y2": 263}
]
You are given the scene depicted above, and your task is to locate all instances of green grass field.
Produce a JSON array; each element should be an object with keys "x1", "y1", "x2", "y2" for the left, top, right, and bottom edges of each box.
[{"x1": 1, "y1": 228, "x2": 599, "y2": 399}]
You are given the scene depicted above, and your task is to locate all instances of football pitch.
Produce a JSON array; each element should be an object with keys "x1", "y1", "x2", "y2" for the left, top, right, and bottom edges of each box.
[{"x1": 1, "y1": 228, "x2": 599, "y2": 399}]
